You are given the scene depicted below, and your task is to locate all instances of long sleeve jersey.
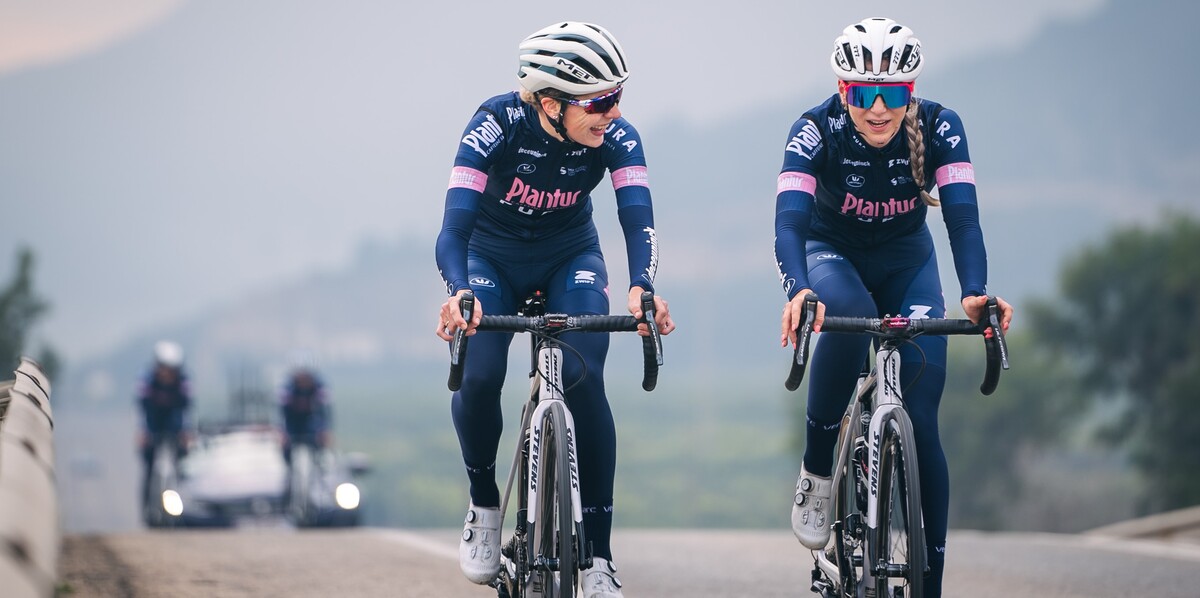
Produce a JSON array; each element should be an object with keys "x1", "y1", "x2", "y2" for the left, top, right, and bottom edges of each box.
[
  {"x1": 436, "y1": 92, "x2": 658, "y2": 296},
  {"x1": 774, "y1": 93, "x2": 987, "y2": 300}
]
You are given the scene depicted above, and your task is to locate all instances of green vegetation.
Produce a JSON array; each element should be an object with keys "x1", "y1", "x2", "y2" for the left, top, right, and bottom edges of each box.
[
  {"x1": 0, "y1": 247, "x2": 58, "y2": 379},
  {"x1": 1027, "y1": 212, "x2": 1200, "y2": 515}
]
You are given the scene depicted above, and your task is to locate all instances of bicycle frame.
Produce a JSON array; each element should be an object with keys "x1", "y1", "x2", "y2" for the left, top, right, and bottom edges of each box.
[
  {"x1": 812, "y1": 339, "x2": 924, "y2": 594},
  {"x1": 495, "y1": 333, "x2": 588, "y2": 596}
]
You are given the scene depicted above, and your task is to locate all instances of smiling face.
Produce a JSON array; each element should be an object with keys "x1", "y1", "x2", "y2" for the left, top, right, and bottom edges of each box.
[
  {"x1": 839, "y1": 81, "x2": 907, "y2": 148},
  {"x1": 539, "y1": 89, "x2": 622, "y2": 148}
]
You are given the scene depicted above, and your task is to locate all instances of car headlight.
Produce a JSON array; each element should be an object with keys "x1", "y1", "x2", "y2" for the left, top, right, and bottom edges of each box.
[
  {"x1": 334, "y1": 483, "x2": 360, "y2": 510},
  {"x1": 162, "y1": 490, "x2": 184, "y2": 516}
]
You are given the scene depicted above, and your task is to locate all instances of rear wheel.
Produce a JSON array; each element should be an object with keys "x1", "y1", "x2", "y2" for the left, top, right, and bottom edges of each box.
[
  {"x1": 873, "y1": 415, "x2": 925, "y2": 598},
  {"x1": 528, "y1": 403, "x2": 577, "y2": 597}
]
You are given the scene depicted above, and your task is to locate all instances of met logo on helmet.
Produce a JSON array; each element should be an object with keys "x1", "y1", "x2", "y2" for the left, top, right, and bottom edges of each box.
[{"x1": 555, "y1": 58, "x2": 596, "y2": 83}]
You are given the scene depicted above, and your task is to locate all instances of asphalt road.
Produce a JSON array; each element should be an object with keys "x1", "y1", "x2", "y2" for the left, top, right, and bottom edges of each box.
[{"x1": 58, "y1": 527, "x2": 1200, "y2": 597}]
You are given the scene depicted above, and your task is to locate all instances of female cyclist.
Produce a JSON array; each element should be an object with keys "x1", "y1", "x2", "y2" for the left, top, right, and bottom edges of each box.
[
  {"x1": 435, "y1": 21, "x2": 674, "y2": 598},
  {"x1": 774, "y1": 17, "x2": 1013, "y2": 596}
]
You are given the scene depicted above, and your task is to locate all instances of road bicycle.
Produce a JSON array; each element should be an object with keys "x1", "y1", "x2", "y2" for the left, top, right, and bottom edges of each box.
[
  {"x1": 285, "y1": 434, "x2": 329, "y2": 527},
  {"x1": 142, "y1": 432, "x2": 182, "y2": 528},
  {"x1": 448, "y1": 290, "x2": 663, "y2": 598},
  {"x1": 786, "y1": 295, "x2": 1009, "y2": 598}
]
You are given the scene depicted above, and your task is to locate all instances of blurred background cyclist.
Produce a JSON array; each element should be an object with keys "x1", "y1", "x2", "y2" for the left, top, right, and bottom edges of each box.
[
  {"x1": 279, "y1": 359, "x2": 332, "y2": 466},
  {"x1": 135, "y1": 340, "x2": 192, "y2": 510}
]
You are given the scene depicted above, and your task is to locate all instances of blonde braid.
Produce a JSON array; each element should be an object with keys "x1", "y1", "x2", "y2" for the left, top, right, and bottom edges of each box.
[{"x1": 904, "y1": 97, "x2": 939, "y2": 207}]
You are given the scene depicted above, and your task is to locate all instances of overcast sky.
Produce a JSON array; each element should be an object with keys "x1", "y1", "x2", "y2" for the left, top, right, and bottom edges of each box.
[{"x1": 1, "y1": 0, "x2": 1107, "y2": 361}]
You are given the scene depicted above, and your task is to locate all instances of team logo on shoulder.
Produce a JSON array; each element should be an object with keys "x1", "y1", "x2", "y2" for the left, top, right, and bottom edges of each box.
[
  {"x1": 470, "y1": 277, "x2": 496, "y2": 288},
  {"x1": 846, "y1": 174, "x2": 865, "y2": 188}
]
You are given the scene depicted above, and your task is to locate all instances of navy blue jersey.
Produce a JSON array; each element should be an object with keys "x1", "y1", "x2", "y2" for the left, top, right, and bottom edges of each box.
[
  {"x1": 280, "y1": 372, "x2": 329, "y2": 437},
  {"x1": 774, "y1": 93, "x2": 987, "y2": 300},
  {"x1": 436, "y1": 92, "x2": 658, "y2": 297},
  {"x1": 137, "y1": 367, "x2": 191, "y2": 435}
]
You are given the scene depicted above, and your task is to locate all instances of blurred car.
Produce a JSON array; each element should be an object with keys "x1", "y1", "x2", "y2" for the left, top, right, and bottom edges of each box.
[
  {"x1": 162, "y1": 424, "x2": 370, "y2": 528},
  {"x1": 167, "y1": 424, "x2": 288, "y2": 527},
  {"x1": 285, "y1": 444, "x2": 371, "y2": 528}
]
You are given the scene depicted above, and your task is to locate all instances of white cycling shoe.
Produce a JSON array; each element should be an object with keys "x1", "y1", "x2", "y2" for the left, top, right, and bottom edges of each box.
[
  {"x1": 459, "y1": 503, "x2": 502, "y2": 584},
  {"x1": 581, "y1": 557, "x2": 623, "y2": 598},
  {"x1": 792, "y1": 465, "x2": 833, "y2": 549}
]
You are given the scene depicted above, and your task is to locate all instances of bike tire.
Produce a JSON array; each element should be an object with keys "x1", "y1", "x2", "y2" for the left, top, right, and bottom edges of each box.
[
  {"x1": 529, "y1": 403, "x2": 577, "y2": 597},
  {"x1": 144, "y1": 440, "x2": 178, "y2": 528},
  {"x1": 873, "y1": 414, "x2": 926, "y2": 598},
  {"x1": 288, "y1": 444, "x2": 313, "y2": 527},
  {"x1": 831, "y1": 414, "x2": 864, "y2": 595}
]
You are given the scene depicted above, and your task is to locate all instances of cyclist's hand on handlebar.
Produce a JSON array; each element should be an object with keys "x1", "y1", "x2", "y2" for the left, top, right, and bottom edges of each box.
[
  {"x1": 781, "y1": 289, "x2": 824, "y2": 347},
  {"x1": 961, "y1": 294, "x2": 1013, "y2": 334},
  {"x1": 627, "y1": 288, "x2": 675, "y2": 336},
  {"x1": 437, "y1": 289, "x2": 483, "y2": 341}
]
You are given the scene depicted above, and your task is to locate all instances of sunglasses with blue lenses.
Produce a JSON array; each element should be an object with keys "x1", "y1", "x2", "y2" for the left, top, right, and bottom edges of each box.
[
  {"x1": 566, "y1": 85, "x2": 624, "y2": 114},
  {"x1": 844, "y1": 82, "x2": 913, "y2": 109}
]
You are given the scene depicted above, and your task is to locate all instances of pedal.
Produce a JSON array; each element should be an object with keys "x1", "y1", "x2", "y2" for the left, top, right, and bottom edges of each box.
[
  {"x1": 809, "y1": 580, "x2": 836, "y2": 598},
  {"x1": 810, "y1": 567, "x2": 835, "y2": 598}
]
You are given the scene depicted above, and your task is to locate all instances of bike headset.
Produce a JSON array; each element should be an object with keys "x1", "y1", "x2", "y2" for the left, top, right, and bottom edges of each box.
[
  {"x1": 516, "y1": 21, "x2": 630, "y2": 145},
  {"x1": 518, "y1": 291, "x2": 597, "y2": 396}
]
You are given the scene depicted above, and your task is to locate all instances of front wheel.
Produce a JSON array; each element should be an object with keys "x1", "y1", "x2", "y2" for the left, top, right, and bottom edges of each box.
[
  {"x1": 287, "y1": 444, "x2": 313, "y2": 527},
  {"x1": 528, "y1": 403, "x2": 577, "y2": 597},
  {"x1": 831, "y1": 420, "x2": 865, "y2": 595},
  {"x1": 872, "y1": 414, "x2": 925, "y2": 598}
]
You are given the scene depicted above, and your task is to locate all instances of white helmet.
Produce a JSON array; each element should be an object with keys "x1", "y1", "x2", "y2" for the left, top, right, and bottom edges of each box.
[
  {"x1": 154, "y1": 340, "x2": 184, "y2": 368},
  {"x1": 830, "y1": 17, "x2": 924, "y2": 83},
  {"x1": 517, "y1": 22, "x2": 630, "y2": 96}
]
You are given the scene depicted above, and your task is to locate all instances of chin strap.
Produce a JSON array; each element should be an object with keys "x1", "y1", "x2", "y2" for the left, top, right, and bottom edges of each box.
[{"x1": 545, "y1": 98, "x2": 580, "y2": 146}]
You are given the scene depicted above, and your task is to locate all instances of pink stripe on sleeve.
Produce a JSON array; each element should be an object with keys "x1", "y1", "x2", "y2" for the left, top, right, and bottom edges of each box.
[
  {"x1": 777, "y1": 172, "x2": 817, "y2": 195},
  {"x1": 448, "y1": 166, "x2": 488, "y2": 192},
  {"x1": 935, "y1": 162, "x2": 975, "y2": 187},
  {"x1": 611, "y1": 166, "x2": 649, "y2": 190}
]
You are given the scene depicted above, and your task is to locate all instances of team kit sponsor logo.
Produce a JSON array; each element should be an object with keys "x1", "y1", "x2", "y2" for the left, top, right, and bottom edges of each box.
[
  {"x1": 606, "y1": 123, "x2": 639, "y2": 152},
  {"x1": 502, "y1": 176, "x2": 582, "y2": 210},
  {"x1": 785, "y1": 120, "x2": 822, "y2": 160},
  {"x1": 460, "y1": 113, "x2": 503, "y2": 157},
  {"x1": 841, "y1": 192, "x2": 920, "y2": 220},
  {"x1": 641, "y1": 226, "x2": 658, "y2": 284},
  {"x1": 935, "y1": 120, "x2": 961, "y2": 148}
]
